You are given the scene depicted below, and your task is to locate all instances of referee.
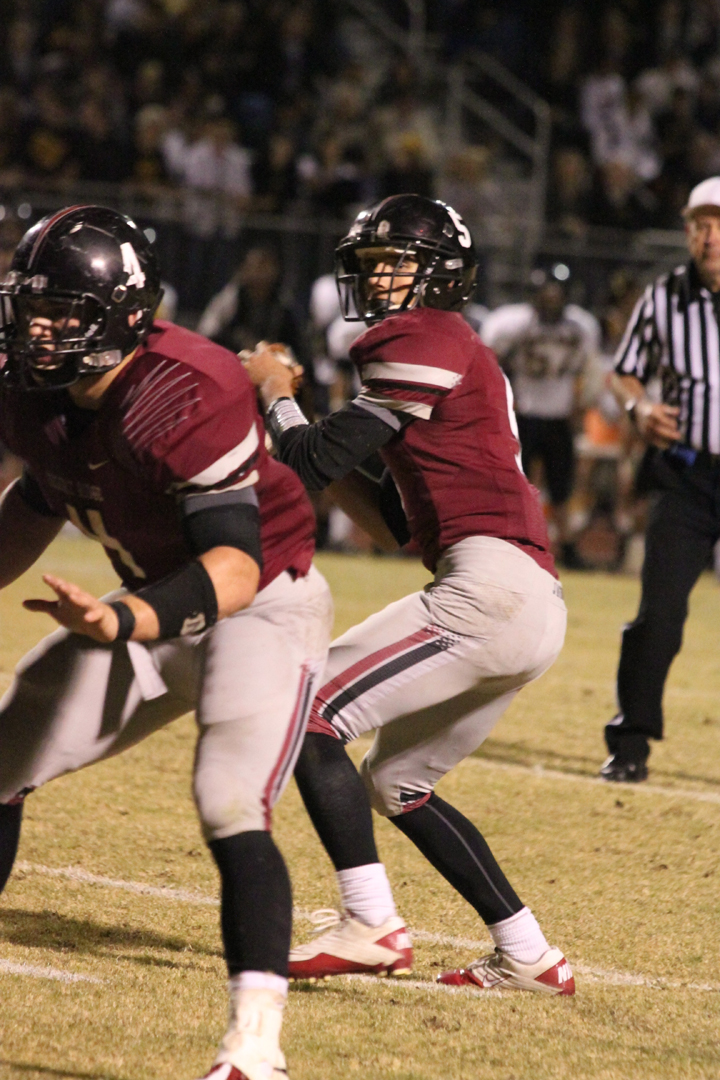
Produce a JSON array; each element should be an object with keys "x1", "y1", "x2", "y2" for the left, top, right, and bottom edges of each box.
[{"x1": 602, "y1": 176, "x2": 720, "y2": 782}]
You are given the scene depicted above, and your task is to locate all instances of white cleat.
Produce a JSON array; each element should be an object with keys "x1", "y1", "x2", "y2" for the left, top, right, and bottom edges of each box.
[
  {"x1": 197, "y1": 988, "x2": 288, "y2": 1080},
  {"x1": 438, "y1": 947, "x2": 575, "y2": 995},
  {"x1": 288, "y1": 909, "x2": 413, "y2": 980}
]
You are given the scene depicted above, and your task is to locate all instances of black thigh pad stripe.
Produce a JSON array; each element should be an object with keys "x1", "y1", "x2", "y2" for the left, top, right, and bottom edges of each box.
[{"x1": 320, "y1": 635, "x2": 454, "y2": 723}]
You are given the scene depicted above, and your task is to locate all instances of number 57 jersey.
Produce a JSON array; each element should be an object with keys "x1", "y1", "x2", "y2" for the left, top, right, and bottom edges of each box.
[
  {"x1": 0, "y1": 321, "x2": 316, "y2": 590},
  {"x1": 350, "y1": 307, "x2": 555, "y2": 576}
]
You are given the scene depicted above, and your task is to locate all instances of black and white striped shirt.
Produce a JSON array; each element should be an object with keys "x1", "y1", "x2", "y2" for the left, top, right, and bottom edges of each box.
[{"x1": 615, "y1": 262, "x2": 720, "y2": 454}]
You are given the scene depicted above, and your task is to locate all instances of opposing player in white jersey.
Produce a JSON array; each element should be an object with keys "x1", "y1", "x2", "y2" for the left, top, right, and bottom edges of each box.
[
  {"x1": 0, "y1": 207, "x2": 333, "y2": 1080},
  {"x1": 482, "y1": 274, "x2": 599, "y2": 568},
  {"x1": 244, "y1": 195, "x2": 574, "y2": 995}
]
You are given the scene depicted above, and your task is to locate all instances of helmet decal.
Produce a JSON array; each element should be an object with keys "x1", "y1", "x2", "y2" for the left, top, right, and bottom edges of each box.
[{"x1": 120, "y1": 243, "x2": 146, "y2": 289}]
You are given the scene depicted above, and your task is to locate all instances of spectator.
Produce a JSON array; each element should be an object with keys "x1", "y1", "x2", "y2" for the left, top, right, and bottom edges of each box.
[
  {"x1": 178, "y1": 114, "x2": 253, "y2": 308},
  {"x1": 546, "y1": 146, "x2": 593, "y2": 238},
  {"x1": 589, "y1": 160, "x2": 659, "y2": 230},
  {"x1": 437, "y1": 145, "x2": 501, "y2": 247},
  {"x1": 252, "y1": 132, "x2": 299, "y2": 213},
  {"x1": 197, "y1": 245, "x2": 308, "y2": 368},
  {"x1": 0, "y1": 89, "x2": 23, "y2": 187},
  {"x1": 129, "y1": 105, "x2": 172, "y2": 189},
  {"x1": 76, "y1": 98, "x2": 129, "y2": 184},
  {"x1": 20, "y1": 79, "x2": 80, "y2": 185}
]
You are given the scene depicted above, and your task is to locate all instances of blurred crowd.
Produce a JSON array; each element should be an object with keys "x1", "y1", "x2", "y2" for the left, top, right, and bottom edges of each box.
[
  {"x1": 2, "y1": 2, "x2": 720, "y2": 242},
  {"x1": 539, "y1": 1, "x2": 720, "y2": 234},
  {"x1": 0, "y1": 0, "x2": 450, "y2": 222}
]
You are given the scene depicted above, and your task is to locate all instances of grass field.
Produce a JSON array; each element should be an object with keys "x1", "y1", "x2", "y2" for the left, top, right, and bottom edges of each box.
[{"x1": 2, "y1": 536, "x2": 720, "y2": 1080}]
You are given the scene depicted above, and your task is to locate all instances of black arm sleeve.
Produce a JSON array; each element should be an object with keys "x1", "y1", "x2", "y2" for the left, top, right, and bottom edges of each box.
[
  {"x1": 379, "y1": 468, "x2": 411, "y2": 547},
  {"x1": 180, "y1": 493, "x2": 263, "y2": 572},
  {"x1": 274, "y1": 401, "x2": 411, "y2": 491},
  {"x1": 17, "y1": 468, "x2": 61, "y2": 518}
]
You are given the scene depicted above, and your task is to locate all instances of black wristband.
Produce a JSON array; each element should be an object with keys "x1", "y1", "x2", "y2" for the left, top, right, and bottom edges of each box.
[
  {"x1": 134, "y1": 559, "x2": 219, "y2": 640},
  {"x1": 109, "y1": 600, "x2": 137, "y2": 642}
]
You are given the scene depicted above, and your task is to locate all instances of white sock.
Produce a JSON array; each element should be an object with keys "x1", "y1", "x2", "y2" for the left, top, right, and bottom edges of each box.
[
  {"x1": 229, "y1": 971, "x2": 288, "y2": 998},
  {"x1": 336, "y1": 863, "x2": 397, "y2": 927},
  {"x1": 488, "y1": 907, "x2": 550, "y2": 964},
  {"x1": 221, "y1": 971, "x2": 286, "y2": 1068}
]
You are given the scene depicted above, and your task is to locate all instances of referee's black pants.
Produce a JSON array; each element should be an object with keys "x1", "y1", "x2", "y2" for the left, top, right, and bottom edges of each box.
[{"x1": 605, "y1": 452, "x2": 720, "y2": 760}]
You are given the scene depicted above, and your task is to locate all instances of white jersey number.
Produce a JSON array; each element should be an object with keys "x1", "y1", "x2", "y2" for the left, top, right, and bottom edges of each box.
[
  {"x1": 446, "y1": 206, "x2": 472, "y2": 248},
  {"x1": 503, "y1": 374, "x2": 525, "y2": 474},
  {"x1": 66, "y1": 505, "x2": 147, "y2": 579}
]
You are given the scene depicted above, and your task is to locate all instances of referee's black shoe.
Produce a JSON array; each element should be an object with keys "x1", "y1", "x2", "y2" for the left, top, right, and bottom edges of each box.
[{"x1": 600, "y1": 754, "x2": 649, "y2": 783}]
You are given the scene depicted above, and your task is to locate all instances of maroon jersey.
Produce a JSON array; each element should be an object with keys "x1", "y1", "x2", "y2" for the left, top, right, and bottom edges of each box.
[
  {"x1": 350, "y1": 307, "x2": 555, "y2": 576},
  {"x1": 0, "y1": 321, "x2": 315, "y2": 590}
]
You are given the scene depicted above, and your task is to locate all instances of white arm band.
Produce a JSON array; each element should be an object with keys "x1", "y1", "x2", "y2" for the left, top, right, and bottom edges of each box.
[{"x1": 266, "y1": 397, "x2": 309, "y2": 447}]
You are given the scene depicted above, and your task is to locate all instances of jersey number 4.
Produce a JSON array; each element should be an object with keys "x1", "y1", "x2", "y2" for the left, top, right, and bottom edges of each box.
[{"x1": 66, "y1": 505, "x2": 147, "y2": 580}]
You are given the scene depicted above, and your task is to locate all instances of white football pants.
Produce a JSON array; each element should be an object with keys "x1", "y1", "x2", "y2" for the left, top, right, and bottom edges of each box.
[
  {"x1": 0, "y1": 565, "x2": 333, "y2": 839},
  {"x1": 308, "y1": 537, "x2": 566, "y2": 817}
]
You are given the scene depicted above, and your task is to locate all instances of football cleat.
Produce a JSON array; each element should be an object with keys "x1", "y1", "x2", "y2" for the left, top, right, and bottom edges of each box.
[
  {"x1": 438, "y1": 947, "x2": 575, "y2": 995},
  {"x1": 600, "y1": 754, "x2": 648, "y2": 783},
  {"x1": 197, "y1": 1064, "x2": 287, "y2": 1080},
  {"x1": 288, "y1": 909, "x2": 413, "y2": 980},
  {"x1": 200, "y1": 986, "x2": 287, "y2": 1080}
]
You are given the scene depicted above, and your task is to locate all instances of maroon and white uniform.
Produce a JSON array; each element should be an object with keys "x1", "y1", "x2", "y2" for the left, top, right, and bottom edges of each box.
[
  {"x1": 352, "y1": 307, "x2": 555, "y2": 575},
  {"x1": 306, "y1": 308, "x2": 565, "y2": 816},
  {"x1": 0, "y1": 321, "x2": 315, "y2": 590},
  {"x1": 0, "y1": 322, "x2": 333, "y2": 837}
]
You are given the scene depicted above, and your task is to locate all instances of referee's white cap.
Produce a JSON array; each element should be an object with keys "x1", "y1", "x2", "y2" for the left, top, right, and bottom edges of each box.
[{"x1": 684, "y1": 176, "x2": 720, "y2": 216}]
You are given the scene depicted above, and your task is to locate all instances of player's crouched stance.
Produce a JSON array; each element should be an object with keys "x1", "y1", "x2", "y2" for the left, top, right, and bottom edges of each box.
[
  {"x1": 244, "y1": 195, "x2": 574, "y2": 997},
  {"x1": 0, "y1": 207, "x2": 333, "y2": 1079}
]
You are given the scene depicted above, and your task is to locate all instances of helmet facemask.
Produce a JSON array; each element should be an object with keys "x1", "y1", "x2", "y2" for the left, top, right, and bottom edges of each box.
[
  {"x1": 338, "y1": 244, "x2": 428, "y2": 323},
  {"x1": 0, "y1": 283, "x2": 114, "y2": 389}
]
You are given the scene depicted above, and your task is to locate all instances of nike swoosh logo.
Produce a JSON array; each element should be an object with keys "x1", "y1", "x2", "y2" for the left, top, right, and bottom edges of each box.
[{"x1": 88, "y1": 461, "x2": 109, "y2": 470}]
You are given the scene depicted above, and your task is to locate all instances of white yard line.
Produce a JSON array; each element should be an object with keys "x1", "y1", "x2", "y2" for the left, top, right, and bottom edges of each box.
[
  {"x1": 14, "y1": 861, "x2": 219, "y2": 905},
  {"x1": 0, "y1": 958, "x2": 100, "y2": 983},
  {"x1": 466, "y1": 756, "x2": 720, "y2": 805},
  {"x1": 9, "y1": 860, "x2": 720, "y2": 993}
]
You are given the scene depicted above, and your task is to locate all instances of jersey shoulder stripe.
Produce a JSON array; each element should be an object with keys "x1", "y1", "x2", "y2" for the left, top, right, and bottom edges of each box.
[
  {"x1": 173, "y1": 421, "x2": 261, "y2": 494},
  {"x1": 355, "y1": 387, "x2": 433, "y2": 420},
  {"x1": 360, "y1": 360, "x2": 462, "y2": 391}
]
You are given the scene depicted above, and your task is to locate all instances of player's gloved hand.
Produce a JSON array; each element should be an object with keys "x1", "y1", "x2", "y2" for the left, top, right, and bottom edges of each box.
[
  {"x1": 240, "y1": 341, "x2": 304, "y2": 407},
  {"x1": 23, "y1": 574, "x2": 122, "y2": 643}
]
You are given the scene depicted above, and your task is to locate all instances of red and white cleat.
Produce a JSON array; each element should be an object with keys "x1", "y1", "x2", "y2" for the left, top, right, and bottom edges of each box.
[
  {"x1": 288, "y1": 909, "x2": 413, "y2": 980},
  {"x1": 438, "y1": 947, "x2": 575, "y2": 996},
  {"x1": 197, "y1": 1058, "x2": 287, "y2": 1080}
]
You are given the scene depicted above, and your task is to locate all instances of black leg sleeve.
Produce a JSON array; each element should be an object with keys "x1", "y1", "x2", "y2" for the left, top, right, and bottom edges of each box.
[
  {"x1": 0, "y1": 803, "x2": 23, "y2": 894},
  {"x1": 294, "y1": 732, "x2": 379, "y2": 871},
  {"x1": 209, "y1": 831, "x2": 292, "y2": 977},
  {"x1": 391, "y1": 793, "x2": 523, "y2": 926},
  {"x1": 608, "y1": 483, "x2": 715, "y2": 754}
]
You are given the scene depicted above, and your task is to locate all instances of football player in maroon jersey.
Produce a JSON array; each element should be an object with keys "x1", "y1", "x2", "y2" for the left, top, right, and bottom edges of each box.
[
  {"x1": 0, "y1": 206, "x2": 333, "y2": 1080},
  {"x1": 244, "y1": 195, "x2": 575, "y2": 996}
]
